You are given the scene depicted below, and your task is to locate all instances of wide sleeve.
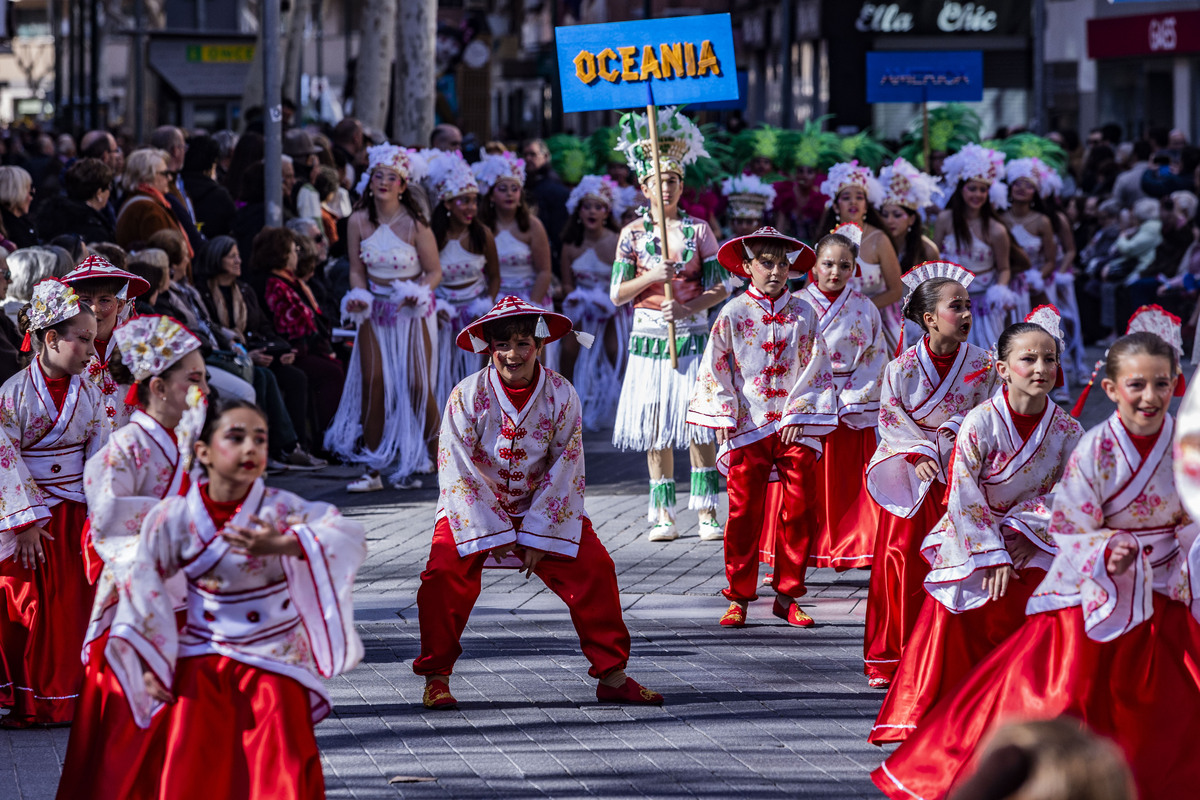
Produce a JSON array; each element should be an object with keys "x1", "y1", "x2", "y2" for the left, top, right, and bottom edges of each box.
[
  {"x1": 83, "y1": 442, "x2": 163, "y2": 584},
  {"x1": 84, "y1": 384, "x2": 117, "y2": 460},
  {"x1": 275, "y1": 498, "x2": 367, "y2": 678},
  {"x1": 0, "y1": 389, "x2": 51, "y2": 554},
  {"x1": 780, "y1": 312, "x2": 838, "y2": 439},
  {"x1": 839, "y1": 300, "x2": 887, "y2": 430},
  {"x1": 865, "y1": 362, "x2": 939, "y2": 518},
  {"x1": 685, "y1": 307, "x2": 738, "y2": 431},
  {"x1": 518, "y1": 380, "x2": 587, "y2": 558},
  {"x1": 610, "y1": 226, "x2": 638, "y2": 303},
  {"x1": 436, "y1": 383, "x2": 518, "y2": 557},
  {"x1": 922, "y1": 416, "x2": 1011, "y2": 612},
  {"x1": 105, "y1": 496, "x2": 188, "y2": 728},
  {"x1": 1042, "y1": 445, "x2": 1152, "y2": 642},
  {"x1": 999, "y1": 414, "x2": 1083, "y2": 569}
]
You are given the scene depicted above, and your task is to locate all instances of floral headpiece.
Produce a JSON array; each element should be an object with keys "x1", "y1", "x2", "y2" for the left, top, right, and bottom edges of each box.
[
  {"x1": 819, "y1": 161, "x2": 884, "y2": 208},
  {"x1": 879, "y1": 157, "x2": 941, "y2": 211},
  {"x1": 113, "y1": 315, "x2": 202, "y2": 382},
  {"x1": 831, "y1": 222, "x2": 863, "y2": 248},
  {"x1": 615, "y1": 106, "x2": 709, "y2": 183},
  {"x1": 942, "y1": 143, "x2": 1009, "y2": 210},
  {"x1": 900, "y1": 261, "x2": 976, "y2": 315},
  {"x1": 354, "y1": 143, "x2": 428, "y2": 195},
  {"x1": 1025, "y1": 304, "x2": 1064, "y2": 344},
  {"x1": 21, "y1": 278, "x2": 82, "y2": 351},
  {"x1": 472, "y1": 152, "x2": 526, "y2": 194},
  {"x1": 424, "y1": 150, "x2": 479, "y2": 206},
  {"x1": 566, "y1": 174, "x2": 625, "y2": 218},
  {"x1": 721, "y1": 174, "x2": 777, "y2": 220},
  {"x1": 1127, "y1": 304, "x2": 1185, "y2": 362}
]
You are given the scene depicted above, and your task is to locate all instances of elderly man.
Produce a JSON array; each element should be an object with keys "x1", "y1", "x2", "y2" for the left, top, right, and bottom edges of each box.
[
  {"x1": 148, "y1": 125, "x2": 205, "y2": 250},
  {"x1": 521, "y1": 138, "x2": 570, "y2": 279},
  {"x1": 79, "y1": 131, "x2": 122, "y2": 227},
  {"x1": 430, "y1": 124, "x2": 463, "y2": 152}
]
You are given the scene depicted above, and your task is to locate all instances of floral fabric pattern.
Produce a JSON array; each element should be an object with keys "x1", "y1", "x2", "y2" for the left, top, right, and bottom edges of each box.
[{"x1": 798, "y1": 284, "x2": 888, "y2": 430}]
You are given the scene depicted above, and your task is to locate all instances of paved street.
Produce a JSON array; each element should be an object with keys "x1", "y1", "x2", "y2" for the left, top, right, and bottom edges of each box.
[{"x1": 4, "y1": 353, "x2": 1192, "y2": 799}]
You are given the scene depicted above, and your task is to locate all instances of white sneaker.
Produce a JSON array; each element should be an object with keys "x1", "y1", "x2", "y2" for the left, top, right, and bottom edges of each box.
[
  {"x1": 648, "y1": 521, "x2": 678, "y2": 542},
  {"x1": 347, "y1": 473, "x2": 383, "y2": 493},
  {"x1": 698, "y1": 519, "x2": 724, "y2": 541},
  {"x1": 392, "y1": 476, "x2": 424, "y2": 490}
]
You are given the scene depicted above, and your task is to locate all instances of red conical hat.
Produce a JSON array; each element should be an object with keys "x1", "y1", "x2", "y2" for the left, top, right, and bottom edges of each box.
[
  {"x1": 63, "y1": 254, "x2": 151, "y2": 299},
  {"x1": 456, "y1": 295, "x2": 575, "y2": 353},
  {"x1": 717, "y1": 226, "x2": 816, "y2": 278}
]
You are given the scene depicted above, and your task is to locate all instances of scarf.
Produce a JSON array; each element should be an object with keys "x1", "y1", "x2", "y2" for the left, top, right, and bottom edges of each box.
[
  {"x1": 134, "y1": 184, "x2": 194, "y2": 259},
  {"x1": 207, "y1": 278, "x2": 248, "y2": 336}
]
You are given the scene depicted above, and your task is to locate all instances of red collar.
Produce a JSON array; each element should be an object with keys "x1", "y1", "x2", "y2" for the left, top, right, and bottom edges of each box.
[{"x1": 500, "y1": 364, "x2": 541, "y2": 412}]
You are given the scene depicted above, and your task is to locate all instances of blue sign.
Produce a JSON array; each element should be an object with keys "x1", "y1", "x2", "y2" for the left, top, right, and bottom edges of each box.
[
  {"x1": 554, "y1": 14, "x2": 739, "y2": 114},
  {"x1": 686, "y1": 71, "x2": 748, "y2": 112},
  {"x1": 865, "y1": 51, "x2": 984, "y2": 104}
]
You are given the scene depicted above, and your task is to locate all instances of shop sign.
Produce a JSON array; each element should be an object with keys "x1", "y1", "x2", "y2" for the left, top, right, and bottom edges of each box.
[
  {"x1": 854, "y1": 1, "x2": 1030, "y2": 37},
  {"x1": 185, "y1": 44, "x2": 255, "y2": 63},
  {"x1": 555, "y1": 14, "x2": 739, "y2": 113},
  {"x1": 1088, "y1": 9, "x2": 1200, "y2": 59}
]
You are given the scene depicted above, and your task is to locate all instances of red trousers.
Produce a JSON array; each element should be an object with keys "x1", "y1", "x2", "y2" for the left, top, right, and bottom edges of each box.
[
  {"x1": 160, "y1": 655, "x2": 324, "y2": 800},
  {"x1": 723, "y1": 434, "x2": 817, "y2": 604},
  {"x1": 863, "y1": 487, "x2": 947, "y2": 681},
  {"x1": 413, "y1": 517, "x2": 631, "y2": 679},
  {"x1": 0, "y1": 501, "x2": 94, "y2": 724}
]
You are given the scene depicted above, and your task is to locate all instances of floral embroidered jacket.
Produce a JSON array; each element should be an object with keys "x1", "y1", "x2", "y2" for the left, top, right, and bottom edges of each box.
[
  {"x1": 437, "y1": 365, "x2": 588, "y2": 559},
  {"x1": 107, "y1": 479, "x2": 366, "y2": 728},
  {"x1": 797, "y1": 284, "x2": 888, "y2": 430},
  {"x1": 86, "y1": 339, "x2": 136, "y2": 428},
  {"x1": 0, "y1": 361, "x2": 114, "y2": 559},
  {"x1": 866, "y1": 339, "x2": 998, "y2": 518},
  {"x1": 1027, "y1": 413, "x2": 1199, "y2": 641},
  {"x1": 922, "y1": 392, "x2": 1082, "y2": 612},
  {"x1": 686, "y1": 287, "x2": 838, "y2": 471},
  {"x1": 81, "y1": 410, "x2": 190, "y2": 651}
]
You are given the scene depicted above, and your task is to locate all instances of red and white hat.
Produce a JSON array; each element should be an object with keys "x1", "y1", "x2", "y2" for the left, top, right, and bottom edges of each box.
[
  {"x1": 456, "y1": 295, "x2": 586, "y2": 354},
  {"x1": 63, "y1": 254, "x2": 151, "y2": 299},
  {"x1": 716, "y1": 226, "x2": 816, "y2": 279}
]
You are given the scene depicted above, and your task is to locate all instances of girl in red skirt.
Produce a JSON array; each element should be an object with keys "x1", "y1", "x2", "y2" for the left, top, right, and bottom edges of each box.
[
  {"x1": 862, "y1": 264, "x2": 997, "y2": 688},
  {"x1": 106, "y1": 396, "x2": 366, "y2": 799},
  {"x1": 874, "y1": 325, "x2": 1200, "y2": 800},
  {"x1": 0, "y1": 278, "x2": 112, "y2": 726},
  {"x1": 57, "y1": 315, "x2": 207, "y2": 800},
  {"x1": 870, "y1": 308, "x2": 1083, "y2": 744}
]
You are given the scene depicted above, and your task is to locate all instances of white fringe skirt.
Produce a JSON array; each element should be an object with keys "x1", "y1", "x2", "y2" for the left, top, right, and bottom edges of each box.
[
  {"x1": 562, "y1": 285, "x2": 632, "y2": 431},
  {"x1": 435, "y1": 289, "x2": 492, "y2": 410}
]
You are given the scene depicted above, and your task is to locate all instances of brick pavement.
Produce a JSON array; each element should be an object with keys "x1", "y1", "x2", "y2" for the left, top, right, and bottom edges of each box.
[{"x1": 6, "y1": 354, "x2": 1192, "y2": 799}]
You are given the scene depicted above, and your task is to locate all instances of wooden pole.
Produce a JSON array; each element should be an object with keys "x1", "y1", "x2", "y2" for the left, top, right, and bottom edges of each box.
[
  {"x1": 922, "y1": 98, "x2": 930, "y2": 174},
  {"x1": 644, "y1": 104, "x2": 679, "y2": 368}
]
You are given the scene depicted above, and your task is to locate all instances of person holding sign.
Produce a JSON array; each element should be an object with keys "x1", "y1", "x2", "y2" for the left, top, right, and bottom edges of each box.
[{"x1": 610, "y1": 107, "x2": 728, "y2": 543}]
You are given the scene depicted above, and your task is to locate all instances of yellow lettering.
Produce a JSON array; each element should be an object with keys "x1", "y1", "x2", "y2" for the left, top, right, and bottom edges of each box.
[
  {"x1": 639, "y1": 44, "x2": 662, "y2": 80},
  {"x1": 573, "y1": 50, "x2": 598, "y2": 85},
  {"x1": 684, "y1": 42, "x2": 697, "y2": 77},
  {"x1": 659, "y1": 43, "x2": 684, "y2": 78},
  {"x1": 618, "y1": 46, "x2": 639, "y2": 81},
  {"x1": 597, "y1": 48, "x2": 620, "y2": 82},
  {"x1": 697, "y1": 40, "x2": 720, "y2": 76}
]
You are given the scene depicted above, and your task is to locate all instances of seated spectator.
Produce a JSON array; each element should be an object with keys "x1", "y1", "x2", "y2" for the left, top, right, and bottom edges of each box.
[
  {"x1": 116, "y1": 148, "x2": 193, "y2": 255},
  {"x1": 0, "y1": 254, "x2": 20, "y2": 383},
  {"x1": 231, "y1": 161, "x2": 267, "y2": 264},
  {"x1": 193, "y1": 234, "x2": 326, "y2": 468},
  {"x1": 35, "y1": 157, "x2": 116, "y2": 244},
  {"x1": 212, "y1": 129, "x2": 238, "y2": 183},
  {"x1": 124, "y1": 251, "x2": 167, "y2": 316},
  {"x1": 49, "y1": 233, "x2": 89, "y2": 266},
  {"x1": 223, "y1": 131, "x2": 263, "y2": 203},
  {"x1": 255, "y1": 226, "x2": 345, "y2": 431},
  {"x1": 1107, "y1": 197, "x2": 1164, "y2": 337},
  {"x1": 4, "y1": 246, "x2": 58, "y2": 324},
  {"x1": 181, "y1": 134, "x2": 236, "y2": 238},
  {"x1": 1141, "y1": 146, "x2": 1200, "y2": 198},
  {"x1": 0, "y1": 165, "x2": 39, "y2": 250},
  {"x1": 312, "y1": 165, "x2": 343, "y2": 245}
]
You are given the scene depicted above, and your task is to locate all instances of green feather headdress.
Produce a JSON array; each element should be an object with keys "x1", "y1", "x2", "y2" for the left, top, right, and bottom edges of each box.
[
  {"x1": 897, "y1": 104, "x2": 983, "y2": 169},
  {"x1": 840, "y1": 130, "x2": 893, "y2": 172},
  {"x1": 991, "y1": 132, "x2": 1068, "y2": 174},
  {"x1": 544, "y1": 134, "x2": 592, "y2": 186},
  {"x1": 781, "y1": 117, "x2": 845, "y2": 172}
]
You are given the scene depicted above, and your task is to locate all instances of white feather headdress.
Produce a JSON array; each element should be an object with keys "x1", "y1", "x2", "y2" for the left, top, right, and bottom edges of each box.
[
  {"x1": 942, "y1": 143, "x2": 1009, "y2": 210},
  {"x1": 879, "y1": 157, "x2": 941, "y2": 211},
  {"x1": 472, "y1": 152, "x2": 526, "y2": 194},
  {"x1": 721, "y1": 174, "x2": 778, "y2": 218},
  {"x1": 820, "y1": 161, "x2": 884, "y2": 208}
]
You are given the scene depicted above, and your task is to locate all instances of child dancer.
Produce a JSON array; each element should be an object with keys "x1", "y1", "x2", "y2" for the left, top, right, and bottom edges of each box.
[
  {"x1": 63, "y1": 254, "x2": 151, "y2": 427},
  {"x1": 934, "y1": 143, "x2": 1019, "y2": 350},
  {"x1": 863, "y1": 263, "x2": 998, "y2": 689},
  {"x1": 610, "y1": 107, "x2": 727, "y2": 542},
  {"x1": 413, "y1": 296, "x2": 663, "y2": 709},
  {"x1": 57, "y1": 315, "x2": 206, "y2": 800},
  {"x1": 560, "y1": 174, "x2": 630, "y2": 430},
  {"x1": 798, "y1": 232, "x2": 887, "y2": 569},
  {"x1": 1002, "y1": 158, "x2": 1058, "y2": 320},
  {"x1": 687, "y1": 226, "x2": 835, "y2": 627},
  {"x1": 870, "y1": 307, "x2": 1083, "y2": 745},
  {"x1": 0, "y1": 279, "x2": 113, "y2": 726},
  {"x1": 107, "y1": 395, "x2": 366, "y2": 798},
  {"x1": 426, "y1": 150, "x2": 499, "y2": 408},
  {"x1": 874, "y1": 321, "x2": 1199, "y2": 800}
]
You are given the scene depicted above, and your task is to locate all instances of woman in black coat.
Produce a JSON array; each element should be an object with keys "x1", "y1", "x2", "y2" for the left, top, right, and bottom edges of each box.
[{"x1": 35, "y1": 158, "x2": 116, "y2": 244}]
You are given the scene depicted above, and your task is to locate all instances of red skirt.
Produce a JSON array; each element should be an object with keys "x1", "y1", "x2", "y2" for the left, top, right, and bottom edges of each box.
[
  {"x1": 0, "y1": 500, "x2": 94, "y2": 725},
  {"x1": 868, "y1": 567, "x2": 1044, "y2": 744},
  {"x1": 160, "y1": 655, "x2": 324, "y2": 800},
  {"x1": 863, "y1": 488, "x2": 947, "y2": 681},
  {"x1": 809, "y1": 423, "x2": 879, "y2": 570},
  {"x1": 56, "y1": 623, "x2": 183, "y2": 800},
  {"x1": 873, "y1": 596, "x2": 1200, "y2": 800}
]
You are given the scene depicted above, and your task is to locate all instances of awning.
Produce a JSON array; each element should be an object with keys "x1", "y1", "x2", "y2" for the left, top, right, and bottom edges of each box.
[{"x1": 148, "y1": 38, "x2": 255, "y2": 99}]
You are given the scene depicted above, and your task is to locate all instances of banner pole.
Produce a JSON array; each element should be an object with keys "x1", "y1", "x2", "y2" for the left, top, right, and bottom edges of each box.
[
  {"x1": 645, "y1": 103, "x2": 679, "y2": 368},
  {"x1": 922, "y1": 90, "x2": 930, "y2": 174}
]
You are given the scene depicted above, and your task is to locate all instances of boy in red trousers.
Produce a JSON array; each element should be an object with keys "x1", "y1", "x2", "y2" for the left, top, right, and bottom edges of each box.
[{"x1": 414, "y1": 295, "x2": 664, "y2": 709}]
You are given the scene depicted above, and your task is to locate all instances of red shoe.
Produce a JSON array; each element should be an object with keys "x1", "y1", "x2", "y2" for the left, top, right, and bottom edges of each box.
[
  {"x1": 422, "y1": 679, "x2": 458, "y2": 710},
  {"x1": 596, "y1": 677, "x2": 665, "y2": 706},
  {"x1": 772, "y1": 597, "x2": 814, "y2": 627},
  {"x1": 868, "y1": 676, "x2": 891, "y2": 690},
  {"x1": 719, "y1": 602, "x2": 748, "y2": 627}
]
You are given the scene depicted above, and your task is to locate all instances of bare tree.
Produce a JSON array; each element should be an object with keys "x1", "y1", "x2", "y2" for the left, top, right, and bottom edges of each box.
[
  {"x1": 393, "y1": 0, "x2": 435, "y2": 146},
  {"x1": 354, "y1": 0, "x2": 396, "y2": 134},
  {"x1": 283, "y1": 0, "x2": 311, "y2": 107}
]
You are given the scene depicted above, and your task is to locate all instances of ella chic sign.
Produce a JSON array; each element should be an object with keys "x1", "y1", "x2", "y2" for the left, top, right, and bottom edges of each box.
[
  {"x1": 855, "y1": 0, "x2": 1030, "y2": 37},
  {"x1": 1088, "y1": 9, "x2": 1200, "y2": 59}
]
